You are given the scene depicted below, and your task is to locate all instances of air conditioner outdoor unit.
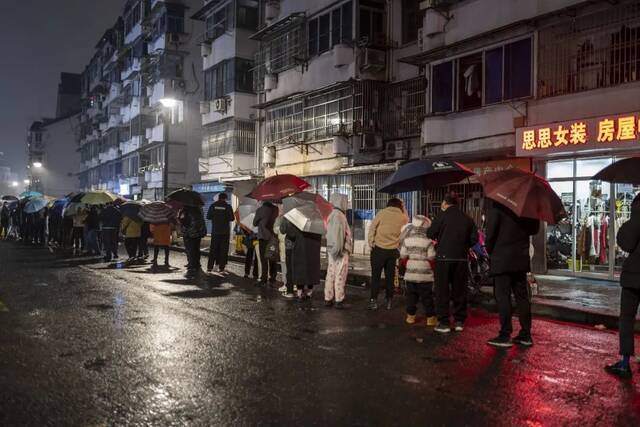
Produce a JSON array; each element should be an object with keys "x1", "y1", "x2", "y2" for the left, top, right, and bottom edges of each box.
[
  {"x1": 213, "y1": 98, "x2": 227, "y2": 113},
  {"x1": 167, "y1": 33, "x2": 181, "y2": 44},
  {"x1": 265, "y1": 0, "x2": 280, "y2": 20},
  {"x1": 201, "y1": 43, "x2": 212, "y2": 57},
  {"x1": 360, "y1": 134, "x2": 383, "y2": 151},
  {"x1": 332, "y1": 135, "x2": 350, "y2": 155},
  {"x1": 360, "y1": 48, "x2": 385, "y2": 72},
  {"x1": 424, "y1": 8, "x2": 447, "y2": 36},
  {"x1": 145, "y1": 128, "x2": 153, "y2": 139},
  {"x1": 385, "y1": 141, "x2": 408, "y2": 161},
  {"x1": 264, "y1": 73, "x2": 277, "y2": 91},
  {"x1": 333, "y1": 44, "x2": 353, "y2": 67},
  {"x1": 263, "y1": 145, "x2": 276, "y2": 166},
  {"x1": 199, "y1": 100, "x2": 211, "y2": 114}
]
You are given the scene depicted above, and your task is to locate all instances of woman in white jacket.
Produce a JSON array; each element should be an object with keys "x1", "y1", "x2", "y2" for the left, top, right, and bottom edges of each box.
[
  {"x1": 400, "y1": 215, "x2": 437, "y2": 326},
  {"x1": 324, "y1": 193, "x2": 352, "y2": 308}
]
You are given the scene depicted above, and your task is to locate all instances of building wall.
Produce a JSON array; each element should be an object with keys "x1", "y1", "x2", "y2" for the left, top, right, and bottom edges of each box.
[{"x1": 38, "y1": 115, "x2": 82, "y2": 197}]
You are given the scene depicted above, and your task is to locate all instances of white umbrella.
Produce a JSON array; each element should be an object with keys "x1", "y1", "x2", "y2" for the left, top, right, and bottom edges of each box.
[
  {"x1": 284, "y1": 204, "x2": 326, "y2": 235},
  {"x1": 238, "y1": 200, "x2": 259, "y2": 232}
]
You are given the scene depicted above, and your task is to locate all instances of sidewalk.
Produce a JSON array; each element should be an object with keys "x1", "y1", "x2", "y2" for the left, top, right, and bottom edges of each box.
[{"x1": 170, "y1": 237, "x2": 639, "y2": 331}]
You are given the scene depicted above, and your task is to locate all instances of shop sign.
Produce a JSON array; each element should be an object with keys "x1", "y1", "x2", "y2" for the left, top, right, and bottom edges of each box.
[
  {"x1": 516, "y1": 112, "x2": 640, "y2": 156},
  {"x1": 192, "y1": 182, "x2": 226, "y2": 193},
  {"x1": 465, "y1": 158, "x2": 532, "y2": 183}
]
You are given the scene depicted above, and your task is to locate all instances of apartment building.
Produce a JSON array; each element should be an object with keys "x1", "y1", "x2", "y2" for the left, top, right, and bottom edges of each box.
[
  {"x1": 77, "y1": 0, "x2": 203, "y2": 201},
  {"x1": 401, "y1": 0, "x2": 640, "y2": 278}
]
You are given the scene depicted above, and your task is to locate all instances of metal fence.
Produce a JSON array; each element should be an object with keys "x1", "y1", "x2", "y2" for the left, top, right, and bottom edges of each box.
[{"x1": 538, "y1": 1, "x2": 640, "y2": 98}]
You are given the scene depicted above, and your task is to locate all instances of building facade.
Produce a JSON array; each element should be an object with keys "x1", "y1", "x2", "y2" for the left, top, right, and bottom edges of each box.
[
  {"x1": 77, "y1": 0, "x2": 203, "y2": 201},
  {"x1": 401, "y1": 0, "x2": 640, "y2": 278}
]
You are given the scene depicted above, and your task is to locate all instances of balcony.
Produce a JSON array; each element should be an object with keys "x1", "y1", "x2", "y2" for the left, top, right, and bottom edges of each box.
[
  {"x1": 107, "y1": 114, "x2": 122, "y2": 130},
  {"x1": 124, "y1": 23, "x2": 142, "y2": 46},
  {"x1": 121, "y1": 97, "x2": 142, "y2": 123},
  {"x1": 104, "y1": 83, "x2": 123, "y2": 105},
  {"x1": 120, "y1": 58, "x2": 141, "y2": 81},
  {"x1": 120, "y1": 136, "x2": 143, "y2": 155},
  {"x1": 147, "y1": 79, "x2": 182, "y2": 107},
  {"x1": 149, "y1": 123, "x2": 165, "y2": 142}
]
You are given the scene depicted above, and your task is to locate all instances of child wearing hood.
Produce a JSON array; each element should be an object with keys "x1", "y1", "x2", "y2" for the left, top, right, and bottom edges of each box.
[
  {"x1": 324, "y1": 193, "x2": 352, "y2": 308},
  {"x1": 400, "y1": 215, "x2": 437, "y2": 326}
]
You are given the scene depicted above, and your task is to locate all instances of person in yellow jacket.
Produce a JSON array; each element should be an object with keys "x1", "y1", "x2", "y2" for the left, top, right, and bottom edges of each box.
[
  {"x1": 367, "y1": 197, "x2": 409, "y2": 310},
  {"x1": 120, "y1": 216, "x2": 142, "y2": 261}
]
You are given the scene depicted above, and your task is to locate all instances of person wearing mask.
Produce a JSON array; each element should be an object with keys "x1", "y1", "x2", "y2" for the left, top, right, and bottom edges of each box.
[
  {"x1": 72, "y1": 208, "x2": 87, "y2": 255},
  {"x1": 120, "y1": 214, "x2": 142, "y2": 262},
  {"x1": 84, "y1": 207, "x2": 101, "y2": 256},
  {"x1": 100, "y1": 202, "x2": 122, "y2": 262},
  {"x1": 253, "y1": 200, "x2": 278, "y2": 287},
  {"x1": 324, "y1": 193, "x2": 352, "y2": 308},
  {"x1": 484, "y1": 200, "x2": 540, "y2": 348},
  {"x1": 150, "y1": 219, "x2": 174, "y2": 269},
  {"x1": 400, "y1": 215, "x2": 437, "y2": 326},
  {"x1": 427, "y1": 192, "x2": 478, "y2": 334},
  {"x1": 179, "y1": 206, "x2": 207, "y2": 279},
  {"x1": 206, "y1": 193, "x2": 234, "y2": 274},
  {"x1": 367, "y1": 198, "x2": 409, "y2": 310},
  {"x1": 606, "y1": 194, "x2": 640, "y2": 379}
]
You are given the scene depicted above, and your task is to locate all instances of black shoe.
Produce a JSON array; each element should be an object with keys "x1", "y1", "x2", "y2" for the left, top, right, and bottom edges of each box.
[
  {"x1": 368, "y1": 299, "x2": 378, "y2": 310},
  {"x1": 385, "y1": 298, "x2": 392, "y2": 310},
  {"x1": 605, "y1": 361, "x2": 632, "y2": 379},
  {"x1": 255, "y1": 281, "x2": 266, "y2": 288},
  {"x1": 335, "y1": 301, "x2": 345, "y2": 309},
  {"x1": 487, "y1": 336, "x2": 513, "y2": 348},
  {"x1": 513, "y1": 334, "x2": 533, "y2": 347},
  {"x1": 324, "y1": 300, "x2": 334, "y2": 307}
]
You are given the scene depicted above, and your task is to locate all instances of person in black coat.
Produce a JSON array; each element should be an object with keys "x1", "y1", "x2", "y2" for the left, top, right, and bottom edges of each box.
[
  {"x1": 206, "y1": 193, "x2": 234, "y2": 273},
  {"x1": 427, "y1": 192, "x2": 478, "y2": 333},
  {"x1": 253, "y1": 201, "x2": 278, "y2": 286},
  {"x1": 606, "y1": 194, "x2": 640, "y2": 379},
  {"x1": 279, "y1": 216, "x2": 321, "y2": 300},
  {"x1": 484, "y1": 200, "x2": 540, "y2": 348}
]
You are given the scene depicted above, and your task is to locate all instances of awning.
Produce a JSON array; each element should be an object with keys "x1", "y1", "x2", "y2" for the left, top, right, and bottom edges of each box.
[{"x1": 249, "y1": 13, "x2": 305, "y2": 41}]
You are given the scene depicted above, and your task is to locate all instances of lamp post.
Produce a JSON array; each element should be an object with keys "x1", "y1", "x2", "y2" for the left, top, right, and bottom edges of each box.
[{"x1": 159, "y1": 97, "x2": 177, "y2": 199}]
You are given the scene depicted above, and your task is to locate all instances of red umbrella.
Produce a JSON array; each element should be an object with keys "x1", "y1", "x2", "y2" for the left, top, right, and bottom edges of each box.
[
  {"x1": 477, "y1": 168, "x2": 567, "y2": 224},
  {"x1": 248, "y1": 174, "x2": 311, "y2": 201}
]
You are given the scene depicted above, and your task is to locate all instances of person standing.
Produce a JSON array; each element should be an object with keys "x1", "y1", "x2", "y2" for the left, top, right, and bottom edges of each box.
[
  {"x1": 427, "y1": 192, "x2": 478, "y2": 334},
  {"x1": 400, "y1": 215, "x2": 437, "y2": 326},
  {"x1": 367, "y1": 198, "x2": 409, "y2": 310},
  {"x1": 150, "y1": 220, "x2": 174, "y2": 269},
  {"x1": 72, "y1": 208, "x2": 87, "y2": 255},
  {"x1": 484, "y1": 200, "x2": 540, "y2": 348},
  {"x1": 274, "y1": 214, "x2": 289, "y2": 294},
  {"x1": 0, "y1": 202, "x2": 8, "y2": 239},
  {"x1": 85, "y1": 207, "x2": 101, "y2": 256},
  {"x1": 206, "y1": 193, "x2": 234, "y2": 274},
  {"x1": 179, "y1": 206, "x2": 207, "y2": 279},
  {"x1": 99, "y1": 202, "x2": 122, "y2": 262},
  {"x1": 235, "y1": 207, "x2": 258, "y2": 279},
  {"x1": 120, "y1": 214, "x2": 142, "y2": 262},
  {"x1": 279, "y1": 215, "x2": 322, "y2": 300},
  {"x1": 253, "y1": 200, "x2": 278, "y2": 286},
  {"x1": 324, "y1": 193, "x2": 352, "y2": 308},
  {"x1": 606, "y1": 194, "x2": 640, "y2": 379},
  {"x1": 138, "y1": 222, "x2": 150, "y2": 260}
]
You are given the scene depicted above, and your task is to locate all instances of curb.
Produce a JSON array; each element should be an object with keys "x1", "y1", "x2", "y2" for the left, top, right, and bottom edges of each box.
[{"x1": 166, "y1": 244, "x2": 639, "y2": 332}]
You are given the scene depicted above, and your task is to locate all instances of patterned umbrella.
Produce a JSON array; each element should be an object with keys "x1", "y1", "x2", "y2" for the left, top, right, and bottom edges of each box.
[{"x1": 139, "y1": 201, "x2": 174, "y2": 224}]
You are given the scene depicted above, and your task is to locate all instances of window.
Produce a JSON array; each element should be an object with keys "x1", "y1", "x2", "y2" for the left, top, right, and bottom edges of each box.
[
  {"x1": 206, "y1": 2, "x2": 233, "y2": 40},
  {"x1": 359, "y1": 4, "x2": 384, "y2": 45},
  {"x1": 266, "y1": 101, "x2": 303, "y2": 145},
  {"x1": 401, "y1": 0, "x2": 423, "y2": 44},
  {"x1": 307, "y1": 2, "x2": 354, "y2": 58},
  {"x1": 430, "y1": 37, "x2": 532, "y2": 114},
  {"x1": 237, "y1": 0, "x2": 259, "y2": 30},
  {"x1": 125, "y1": 1, "x2": 141, "y2": 34},
  {"x1": 203, "y1": 119, "x2": 256, "y2": 157},
  {"x1": 431, "y1": 61, "x2": 453, "y2": 113},
  {"x1": 204, "y1": 58, "x2": 254, "y2": 100}
]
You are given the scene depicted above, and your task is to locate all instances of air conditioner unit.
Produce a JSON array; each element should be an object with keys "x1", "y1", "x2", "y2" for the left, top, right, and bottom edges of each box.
[
  {"x1": 264, "y1": 73, "x2": 277, "y2": 91},
  {"x1": 213, "y1": 98, "x2": 227, "y2": 113},
  {"x1": 265, "y1": 0, "x2": 280, "y2": 21},
  {"x1": 167, "y1": 33, "x2": 181, "y2": 44},
  {"x1": 385, "y1": 141, "x2": 408, "y2": 161},
  {"x1": 263, "y1": 145, "x2": 276, "y2": 166},
  {"x1": 145, "y1": 128, "x2": 153, "y2": 139},
  {"x1": 201, "y1": 43, "x2": 212, "y2": 57},
  {"x1": 332, "y1": 135, "x2": 350, "y2": 155},
  {"x1": 424, "y1": 8, "x2": 447, "y2": 36},
  {"x1": 199, "y1": 100, "x2": 210, "y2": 114},
  {"x1": 360, "y1": 48, "x2": 385, "y2": 72},
  {"x1": 360, "y1": 134, "x2": 383, "y2": 151}
]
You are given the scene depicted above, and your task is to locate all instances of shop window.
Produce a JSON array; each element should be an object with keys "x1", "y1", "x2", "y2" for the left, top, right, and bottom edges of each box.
[
  {"x1": 576, "y1": 157, "x2": 612, "y2": 178},
  {"x1": 547, "y1": 160, "x2": 574, "y2": 179},
  {"x1": 458, "y1": 52, "x2": 483, "y2": 110},
  {"x1": 431, "y1": 61, "x2": 453, "y2": 113}
]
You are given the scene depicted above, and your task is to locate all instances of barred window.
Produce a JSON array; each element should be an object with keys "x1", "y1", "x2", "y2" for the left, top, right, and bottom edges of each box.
[
  {"x1": 266, "y1": 101, "x2": 303, "y2": 145},
  {"x1": 202, "y1": 119, "x2": 256, "y2": 157},
  {"x1": 538, "y1": 2, "x2": 640, "y2": 98},
  {"x1": 204, "y1": 58, "x2": 254, "y2": 101}
]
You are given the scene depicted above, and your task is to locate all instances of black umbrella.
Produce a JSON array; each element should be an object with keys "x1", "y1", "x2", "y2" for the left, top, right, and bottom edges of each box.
[
  {"x1": 378, "y1": 159, "x2": 475, "y2": 194},
  {"x1": 166, "y1": 188, "x2": 204, "y2": 207},
  {"x1": 592, "y1": 157, "x2": 640, "y2": 184},
  {"x1": 1, "y1": 195, "x2": 18, "y2": 201},
  {"x1": 119, "y1": 201, "x2": 142, "y2": 219}
]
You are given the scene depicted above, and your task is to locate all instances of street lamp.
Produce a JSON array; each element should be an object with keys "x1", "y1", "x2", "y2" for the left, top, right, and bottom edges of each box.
[
  {"x1": 11, "y1": 181, "x2": 18, "y2": 187},
  {"x1": 23, "y1": 179, "x2": 30, "y2": 185},
  {"x1": 159, "y1": 97, "x2": 177, "y2": 199},
  {"x1": 32, "y1": 161, "x2": 43, "y2": 168}
]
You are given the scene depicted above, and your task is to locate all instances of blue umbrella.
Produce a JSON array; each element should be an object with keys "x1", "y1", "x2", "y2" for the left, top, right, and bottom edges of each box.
[
  {"x1": 51, "y1": 199, "x2": 69, "y2": 216},
  {"x1": 24, "y1": 197, "x2": 48, "y2": 214},
  {"x1": 19, "y1": 191, "x2": 43, "y2": 199},
  {"x1": 119, "y1": 201, "x2": 142, "y2": 219},
  {"x1": 377, "y1": 159, "x2": 475, "y2": 194}
]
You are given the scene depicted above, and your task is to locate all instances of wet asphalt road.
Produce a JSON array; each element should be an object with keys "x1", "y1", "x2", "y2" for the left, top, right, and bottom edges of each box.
[{"x1": 0, "y1": 241, "x2": 639, "y2": 426}]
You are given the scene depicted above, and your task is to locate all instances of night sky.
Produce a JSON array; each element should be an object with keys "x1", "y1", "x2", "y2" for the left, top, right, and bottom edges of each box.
[{"x1": 0, "y1": 0, "x2": 126, "y2": 178}]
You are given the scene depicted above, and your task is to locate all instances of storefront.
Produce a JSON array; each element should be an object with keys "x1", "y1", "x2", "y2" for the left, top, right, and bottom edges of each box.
[{"x1": 516, "y1": 112, "x2": 640, "y2": 280}]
